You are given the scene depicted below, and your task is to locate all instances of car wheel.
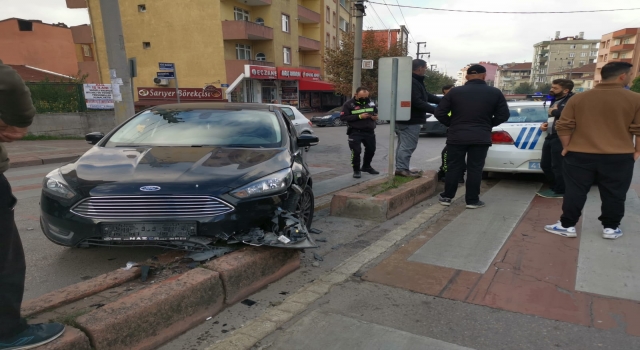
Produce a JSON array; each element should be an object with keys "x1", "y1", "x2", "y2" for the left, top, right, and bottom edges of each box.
[
  {"x1": 332, "y1": 118, "x2": 343, "y2": 127},
  {"x1": 296, "y1": 186, "x2": 315, "y2": 230}
]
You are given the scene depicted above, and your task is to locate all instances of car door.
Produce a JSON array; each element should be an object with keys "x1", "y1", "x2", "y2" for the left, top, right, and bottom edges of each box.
[
  {"x1": 278, "y1": 110, "x2": 309, "y2": 187},
  {"x1": 280, "y1": 107, "x2": 301, "y2": 136}
]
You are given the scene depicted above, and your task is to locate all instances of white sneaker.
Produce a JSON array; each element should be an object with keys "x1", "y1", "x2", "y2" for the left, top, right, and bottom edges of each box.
[
  {"x1": 603, "y1": 228, "x2": 623, "y2": 240},
  {"x1": 544, "y1": 221, "x2": 577, "y2": 238}
]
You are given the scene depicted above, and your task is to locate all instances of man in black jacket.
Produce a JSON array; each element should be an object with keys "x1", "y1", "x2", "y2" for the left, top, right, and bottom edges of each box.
[
  {"x1": 340, "y1": 87, "x2": 380, "y2": 178},
  {"x1": 434, "y1": 64, "x2": 510, "y2": 209},
  {"x1": 395, "y1": 59, "x2": 442, "y2": 178},
  {"x1": 537, "y1": 79, "x2": 574, "y2": 198}
]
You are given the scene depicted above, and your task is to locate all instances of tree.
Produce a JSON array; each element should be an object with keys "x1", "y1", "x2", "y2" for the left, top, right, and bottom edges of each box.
[
  {"x1": 514, "y1": 82, "x2": 535, "y2": 94},
  {"x1": 535, "y1": 83, "x2": 552, "y2": 94},
  {"x1": 324, "y1": 32, "x2": 406, "y2": 98},
  {"x1": 423, "y1": 69, "x2": 456, "y2": 94},
  {"x1": 631, "y1": 76, "x2": 640, "y2": 93}
]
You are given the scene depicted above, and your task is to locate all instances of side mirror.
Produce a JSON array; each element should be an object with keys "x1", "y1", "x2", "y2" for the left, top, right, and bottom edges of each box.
[
  {"x1": 297, "y1": 134, "x2": 319, "y2": 148},
  {"x1": 85, "y1": 132, "x2": 105, "y2": 145}
]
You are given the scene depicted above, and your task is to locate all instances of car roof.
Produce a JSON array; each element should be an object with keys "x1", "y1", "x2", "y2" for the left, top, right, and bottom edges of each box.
[{"x1": 149, "y1": 102, "x2": 277, "y2": 112}]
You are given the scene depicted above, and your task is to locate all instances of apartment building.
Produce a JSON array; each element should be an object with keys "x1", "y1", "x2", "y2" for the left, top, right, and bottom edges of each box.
[
  {"x1": 69, "y1": 0, "x2": 352, "y2": 109},
  {"x1": 455, "y1": 61, "x2": 498, "y2": 86},
  {"x1": 0, "y1": 18, "x2": 99, "y2": 82},
  {"x1": 595, "y1": 28, "x2": 640, "y2": 84},
  {"x1": 363, "y1": 26, "x2": 409, "y2": 51},
  {"x1": 494, "y1": 62, "x2": 532, "y2": 94},
  {"x1": 547, "y1": 62, "x2": 597, "y2": 92},
  {"x1": 531, "y1": 31, "x2": 599, "y2": 86}
]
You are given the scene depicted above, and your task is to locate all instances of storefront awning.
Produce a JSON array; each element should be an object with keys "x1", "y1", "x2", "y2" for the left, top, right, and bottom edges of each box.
[{"x1": 299, "y1": 80, "x2": 334, "y2": 92}]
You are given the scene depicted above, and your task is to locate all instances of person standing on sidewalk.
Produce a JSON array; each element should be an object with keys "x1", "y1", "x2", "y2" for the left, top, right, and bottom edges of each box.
[
  {"x1": 434, "y1": 64, "x2": 510, "y2": 209},
  {"x1": 545, "y1": 62, "x2": 640, "y2": 239},
  {"x1": 437, "y1": 84, "x2": 465, "y2": 184},
  {"x1": 340, "y1": 87, "x2": 380, "y2": 179},
  {"x1": 395, "y1": 59, "x2": 442, "y2": 178},
  {"x1": 0, "y1": 61, "x2": 65, "y2": 350},
  {"x1": 538, "y1": 79, "x2": 575, "y2": 198}
]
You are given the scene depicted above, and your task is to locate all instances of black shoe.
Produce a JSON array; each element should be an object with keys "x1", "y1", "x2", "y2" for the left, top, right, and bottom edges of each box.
[
  {"x1": 0, "y1": 323, "x2": 65, "y2": 350},
  {"x1": 458, "y1": 178, "x2": 465, "y2": 184},
  {"x1": 353, "y1": 171, "x2": 362, "y2": 178},
  {"x1": 361, "y1": 167, "x2": 380, "y2": 175},
  {"x1": 439, "y1": 193, "x2": 452, "y2": 206},
  {"x1": 466, "y1": 201, "x2": 486, "y2": 209}
]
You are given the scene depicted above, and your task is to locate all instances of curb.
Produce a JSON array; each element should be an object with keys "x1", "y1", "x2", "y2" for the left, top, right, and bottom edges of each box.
[
  {"x1": 40, "y1": 326, "x2": 92, "y2": 350},
  {"x1": 11, "y1": 154, "x2": 82, "y2": 168}
]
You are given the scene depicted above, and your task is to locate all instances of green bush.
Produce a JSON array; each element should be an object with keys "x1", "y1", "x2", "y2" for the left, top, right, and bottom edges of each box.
[{"x1": 27, "y1": 82, "x2": 86, "y2": 113}]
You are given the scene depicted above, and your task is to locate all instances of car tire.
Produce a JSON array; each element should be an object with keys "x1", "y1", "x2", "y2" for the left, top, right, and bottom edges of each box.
[
  {"x1": 332, "y1": 118, "x2": 343, "y2": 127},
  {"x1": 296, "y1": 186, "x2": 315, "y2": 230}
]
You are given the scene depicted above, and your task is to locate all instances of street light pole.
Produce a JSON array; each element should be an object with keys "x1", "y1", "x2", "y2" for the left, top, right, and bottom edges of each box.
[{"x1": 352, "y1": 0, "x2": 365, "y2": 95}]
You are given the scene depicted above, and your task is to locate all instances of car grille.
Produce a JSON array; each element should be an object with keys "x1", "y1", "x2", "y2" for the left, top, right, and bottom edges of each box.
[{"x1": 70, "y1": 196, "x2": 234, "y2": 219}]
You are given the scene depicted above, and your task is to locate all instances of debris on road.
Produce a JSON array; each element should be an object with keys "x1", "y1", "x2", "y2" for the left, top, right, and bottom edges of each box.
[
  {"x1": 186, "y1": 247, "x2": 235, "y2": 262},
  {"x1": 310, "y1": 228, "x2": 323, "y2": 234},
  {"x1": 241, "y1": 299, "x2": 257, "y2": 307},
  {"x1": 227, "y1": 208, "x2": 317, "y2": 249},
  {"x1": 315, "y1": 238, "x2": 327, "y2": 242},
  {"x1": 312, "y1": 262, "x2": 320, "y2": 267},
  {"x1": 313, "y1": 253, "x2": 324, "y2": 261},
  {"x1": 122, "y1": 262, "x2": 137, "y2": 270}
]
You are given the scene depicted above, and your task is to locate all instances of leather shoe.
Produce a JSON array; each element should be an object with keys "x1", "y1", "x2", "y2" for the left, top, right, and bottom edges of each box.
[{"x1": 361, "y1": 167, "x2": 380, "y2": 175}]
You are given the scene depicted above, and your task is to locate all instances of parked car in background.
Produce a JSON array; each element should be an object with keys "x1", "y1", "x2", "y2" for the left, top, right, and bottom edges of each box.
[
  {"x1": 483, "y1": 101, "x2": 547, "y2": 177},
  {"x1": 310, "y1": 107, "x2": 343, "y2": 127},
  {"x1": 40, "y1": 103, "x2": 320, "y2": 249},
  {"x1": 420, "y1": 102, "x2": 447, "y2": 136},
  {"x1": 269, "y1": 104, "x2": 314, "y2": 136}
]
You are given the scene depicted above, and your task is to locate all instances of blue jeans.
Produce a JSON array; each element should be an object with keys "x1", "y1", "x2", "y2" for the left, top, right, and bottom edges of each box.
[{"x1": 395, "y1": 124, "x2": 421, "y2": 171}]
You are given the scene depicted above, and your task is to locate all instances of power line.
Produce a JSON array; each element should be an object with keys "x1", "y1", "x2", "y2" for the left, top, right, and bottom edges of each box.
[
  {"x1": 367, "y1": 3, "x2": 389, "y2": 29},
  {"x1": 395, "y1": 0, "x2": 417, "y2": 44},
  {"x1": 367, "y1": 2, "x2": 640, "y2": 14},
  {"x1": 380, "y1": 0, "x2": 403, "y2": 28}
]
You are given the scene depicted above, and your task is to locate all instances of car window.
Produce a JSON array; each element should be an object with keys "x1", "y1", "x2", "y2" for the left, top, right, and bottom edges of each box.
[
  {"x1": 105, "y1": 109, "x2": 283, "y2": 148},
  {"x1": 507, "y1": 106, "x2": 548, "y2": 123},
  {"x1": 280, "y1": 107, "x2": 295, "y2": 121}
]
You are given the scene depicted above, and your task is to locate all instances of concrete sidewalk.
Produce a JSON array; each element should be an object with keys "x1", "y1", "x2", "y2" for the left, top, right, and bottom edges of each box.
[{"x1": 6, "y1": 139, "x2": 91, "y2": 168}]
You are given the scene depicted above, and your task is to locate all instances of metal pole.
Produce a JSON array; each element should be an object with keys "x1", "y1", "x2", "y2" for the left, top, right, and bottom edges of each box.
[
  {"x1": 388, "y1": 58, "x2": 398, "y2": 184},
  {"x1": 174, "y1": 66, "x2": 181, "y2": 103},
  {"x1": 352, "y1": 0, "x2": 364, "y2": 95},
  {"x1": 99, "y1": 0, "x2": 135, "y2": 124}
]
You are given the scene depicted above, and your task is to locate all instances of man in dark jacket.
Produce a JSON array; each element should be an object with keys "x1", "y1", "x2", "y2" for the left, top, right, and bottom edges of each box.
[
  {"x1": 537, "y1": 79, "x2": 574, "y2": 198},
  {"x1": 0, "y1": 61, "x2": 66, "y2": 349},
  {"x1": 340, "y1": 87, "x2": 380, "y2": 178},
  {"x1": 395, "y1": 59, "x2": 442, "y2": 177},
  {"x1": 434, "y1": 64, "x2": 510, "y2": 209}
]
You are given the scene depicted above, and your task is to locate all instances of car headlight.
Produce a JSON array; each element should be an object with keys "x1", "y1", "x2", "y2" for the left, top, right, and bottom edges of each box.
[
  {"x1": 43, "y1": 169, "x2": 76, "y2": 199},
  {"x1": 322, "y1": 115, "x2": 332, "y2": 119},
  {"x1": 230, "y1": 168, "x2": 293, "y2": 199}
]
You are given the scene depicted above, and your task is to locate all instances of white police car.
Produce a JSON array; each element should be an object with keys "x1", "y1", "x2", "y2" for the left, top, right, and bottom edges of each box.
[{"x1": 483, "y1": 101, "x2": 548, "y2": 175}]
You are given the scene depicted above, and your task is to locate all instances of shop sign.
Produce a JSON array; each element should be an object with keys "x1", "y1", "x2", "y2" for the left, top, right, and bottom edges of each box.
[
  {"x1": 247, "y1": 66, "x2": 278, "y2": 79},
  {"x1": 137, "y1": 87, "x2": 223, "y2": 101},
  {"x1": 278, "y1": 67, "x2": 320, "y2": 81}
]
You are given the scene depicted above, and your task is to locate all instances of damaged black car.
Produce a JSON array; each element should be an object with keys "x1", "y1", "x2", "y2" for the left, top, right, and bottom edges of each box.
[{"x1": 40, "y1": 103, "x2": 319, "y2": 250}]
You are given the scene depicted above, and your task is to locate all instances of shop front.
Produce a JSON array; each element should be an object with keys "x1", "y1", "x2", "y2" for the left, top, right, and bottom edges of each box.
[{"x1": 135, "y1": 86, "x2": 225, "y2": 111}]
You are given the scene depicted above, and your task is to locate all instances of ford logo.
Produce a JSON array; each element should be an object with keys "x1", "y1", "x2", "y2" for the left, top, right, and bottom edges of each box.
[{"x1": 140, "y1": 186, "x2": 161, "y2": 192}]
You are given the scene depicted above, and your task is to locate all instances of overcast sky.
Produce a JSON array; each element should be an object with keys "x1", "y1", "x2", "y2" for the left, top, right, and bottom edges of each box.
[{"x1": 2, "y1": 0, "x2": 639, "y2": 77}]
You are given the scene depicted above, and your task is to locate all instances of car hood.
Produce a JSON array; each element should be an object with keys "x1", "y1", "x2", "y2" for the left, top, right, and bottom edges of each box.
[{"x1": 61, "y1": 146, "x2": 292, "y2": 196}]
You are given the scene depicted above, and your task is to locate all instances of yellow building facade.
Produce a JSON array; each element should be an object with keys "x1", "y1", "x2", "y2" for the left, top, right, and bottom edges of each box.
[{"x1": 72, "y1": 0, "x2": 355, "y2": 109}]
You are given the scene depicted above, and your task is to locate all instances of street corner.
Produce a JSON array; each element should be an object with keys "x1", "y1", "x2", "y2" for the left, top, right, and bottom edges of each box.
[{"x1": 38, "y1": 326, "x2": 92, "y2": 350}]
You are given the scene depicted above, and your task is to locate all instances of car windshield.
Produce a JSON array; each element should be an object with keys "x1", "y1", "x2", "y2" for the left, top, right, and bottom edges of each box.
[
  {"x1": 105, "y1": 109, "x2": 283, "y2": 148},
  {"x1": 506, "y1": 106, "x2": 548, "y2": 123},
  {"x1": 329, "y1": 107, "x2": 341, "y2": 113}
]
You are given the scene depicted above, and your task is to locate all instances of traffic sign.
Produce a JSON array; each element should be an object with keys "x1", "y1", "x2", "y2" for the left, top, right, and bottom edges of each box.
[
  {"x1": 362, "y1": 60, "x2": 374, "y2": 69},
  {"x1": 221, "y1": 84, "x2": 229, "y2": 87},
  {"x1": 157, "y1": 71, "x2": 176, "y2": 79},
  {"x1": 159, "y1": 62, "x2": 175, "y2": 71},
  {"x1": 377, "y1": 57, "x2": 412, "y2": 122}
]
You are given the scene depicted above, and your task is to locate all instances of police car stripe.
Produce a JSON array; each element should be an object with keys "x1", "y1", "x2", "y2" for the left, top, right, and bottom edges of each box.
[
  {"x1": 528, "y1": 128, "x2": 543, "y2": 149},
  {"x1": 520, "y1": 127, "x2": 536, "y2": 149},
  {"x1": 514, "y1": 128, "x2": 528, "y2": 148}
]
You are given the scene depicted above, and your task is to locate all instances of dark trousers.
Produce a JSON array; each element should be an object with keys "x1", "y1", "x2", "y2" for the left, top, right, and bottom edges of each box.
[
  {"x1": 540, "y1": 135, "x2": 565, "y2": 194},
  {"x1": 560, "y1": 152, "x2": 634, "y2": 229},
  {"x1": 348, "y1": 130, "x2": 376, "y2": 171},
  {"x1": 443, "y1": 144, "x2": 489, "y2": 204},
  {"x1": 438, "y1": 145, "x2": 466, "y2": 181},
  {"x1": 0, "y1": 174, "x2": 27, "y2": 339}
]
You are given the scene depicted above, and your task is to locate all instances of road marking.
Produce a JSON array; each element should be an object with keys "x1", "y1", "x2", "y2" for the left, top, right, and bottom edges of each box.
[
  {"x1": 206, "y1": 190, "x2": 467, "y2": 350},
  {"x1": 268, "y1": 310, "x2": 475, "y2": 350},
  {"x1": 575, "y1": 188, "x2": 640, "y2": 301},
  {"x1": 408, "y1": 180, "x2": 540, "y2": 273}
]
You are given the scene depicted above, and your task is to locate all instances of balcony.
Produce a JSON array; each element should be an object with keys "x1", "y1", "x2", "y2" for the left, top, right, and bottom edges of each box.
[
  {"x1": 222, "y1": 21, "x2": 273, "y2": 41},
  {"x1": 233, "y1": 0, "x2": 271, "y2": 5},
  {"x1": 610, "y1": 44, "x2": 635, "y2": 52},
  {"x1": 225, "y1": 59, "x2": 275, "y2": 85},
  {"x1": 298, "y1": 5, "x2": 321, "y2": 23},
  {"x1": 613, "y1": 28, "x2": 638, "y2": 38},
  {"x1": 299, "y1": 36, "x2": 321, "y2": 51},
  {"x1": 610, "y1": 58, "x2": 633, "y2": 64}
]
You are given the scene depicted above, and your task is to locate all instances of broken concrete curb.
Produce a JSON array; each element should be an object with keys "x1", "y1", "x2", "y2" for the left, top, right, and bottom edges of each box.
[
  {"x1": 22, "y1": 267, "x2": 141, "y2": 317},
  {"x1": 39, "y1": 326, "x2": 92, "y2": 350},
  {"x1": 76, "y1": 268, "x2": 225, "y2": 350}
]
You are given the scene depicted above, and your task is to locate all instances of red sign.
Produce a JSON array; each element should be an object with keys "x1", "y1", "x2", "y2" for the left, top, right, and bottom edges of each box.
[
  {"x1": 137, "y1": 87, "x2": 223, "y2": 101},
  {"x1": 400, "y1": 101, "x2": 411, "y2": 107},
  {"x1": 248, "y1": 66, "x2": 278, "y2": 79},
  {"x1": 277, "y1": 67, "x2": 320, "y2": 81}
]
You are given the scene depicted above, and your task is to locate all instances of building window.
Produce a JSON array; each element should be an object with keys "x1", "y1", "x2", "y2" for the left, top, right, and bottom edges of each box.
[
  {"x1": 82, "y1": 44, "x2": 92, "y2": 57},
  {"x1": 606, "y1": 40, "x2": 610, "y2": 48},
  {"x1": 236, "y1": 44, "x2": 252, "y2": 60},
  {"x1": 282, "y1": 14, "x2": 290, "y2": 32},
  {"x1": 582, "y1": 44, "x2": 589, "y2": 49},
  {"x1": 326, "y1": 33, "x2": 330, "y2": 48},
  {"x1": 579, "y1": 61, "x2": 586, "y2": 66},
  {"x1": 569, "y1": 53, "x2": 575, "y2": 57},
  {"x1": 326, "y1": 6, "x2": 330, "y2": 23},
  {"x1": 138, "y1": 4, "x2": 146, "y2": 12},
  {"x1": 612, "y1": 52, "x2": 619, "y2": 59},
  {"x1": 614, "y1": 39, "x2": 621, "y2": 46},
  {"x1": 143, "y1": 42, "x2": 151, "y2": 49},
  {"x1": 283, "y1": 47, "x2": 291, "y2": 64},
  {"x1": 590, "y1": 51, "x2": 598, "y2": 56},
  {"x1": 340, "y1": 0, "x2": 346, "y2": 8},
  {"x1": 569, "y1": 44, "x2": 576, "y2": 49},
  {"x1": 256, "y1": 53, "x2": 266, "y2": 61},
  {"x1": 581, "y1": 52, "x2": 587, "y2": 57},
  {"x1": 255, "y1": 18, "x2": 265, "y2": 25},
  {"x1": 623, "y1": 37, "x2": 634, "y2": 44},
  {"x1": 234, "y1": 7, "x2": 249, "y2": 21},
  {"x1": 17, "y1": 20, "x2": 33, "y2": 31},
  {"x1": 333, "y1": 12, "x2": 336, "y2": 27},
  {"x1": 332, "y1": 36, "x2": 336, "y2": 49},
  {"x1": 339, "y1": 17, "x2": 348, "y2": 32}
]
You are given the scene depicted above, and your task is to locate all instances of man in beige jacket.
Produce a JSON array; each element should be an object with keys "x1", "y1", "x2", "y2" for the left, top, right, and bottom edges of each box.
[{"x1": 544, "y1": 61, "x2": 640, "y2": 240}]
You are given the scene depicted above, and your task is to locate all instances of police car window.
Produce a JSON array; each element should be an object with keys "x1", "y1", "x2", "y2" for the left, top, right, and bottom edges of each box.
[
  {"x1": 507, "y1": 106, "x2": 547, "y2": 123},
  {"x1": 281, "y1": 107, "x2": 295, "y2": 121}
]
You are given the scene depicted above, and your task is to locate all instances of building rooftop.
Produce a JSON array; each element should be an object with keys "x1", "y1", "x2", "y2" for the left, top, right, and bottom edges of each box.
[
  {"x1": 7, "y1": 65, "x2": 75, "y2": 82},
  {"x1": 549, "y1": 63, "x2": 597, "y2": 76},
  {"x1": 501, "y1": 62, "x2": 532, "y2": 71}
]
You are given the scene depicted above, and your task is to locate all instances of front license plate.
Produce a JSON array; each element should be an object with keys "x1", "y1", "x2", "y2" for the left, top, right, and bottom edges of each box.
[
  {"x1": 101, "y1": 222, "x2": 196, "y2": 241},
  {"x1": 528, "y1": 161, "x2": 541, "y2": 170}
]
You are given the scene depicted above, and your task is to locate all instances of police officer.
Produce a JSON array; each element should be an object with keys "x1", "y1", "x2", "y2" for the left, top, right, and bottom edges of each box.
[{"x1": 340, "y1": 87, "x2": 380, "y2": 178}]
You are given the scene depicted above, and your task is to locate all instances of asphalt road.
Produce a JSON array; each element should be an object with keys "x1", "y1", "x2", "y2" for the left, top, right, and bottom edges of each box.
[{"x1": 8, "y1": 125, "x2": 447, "y2": 300}]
